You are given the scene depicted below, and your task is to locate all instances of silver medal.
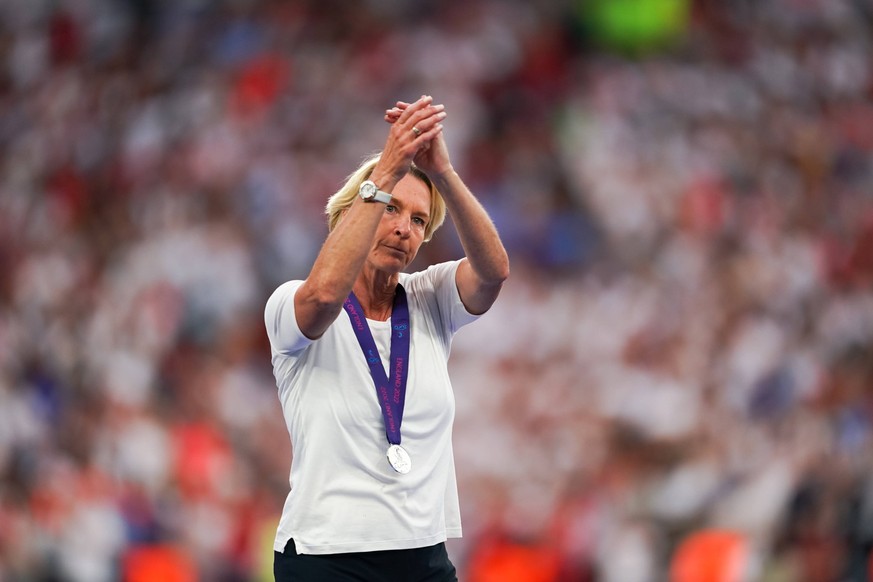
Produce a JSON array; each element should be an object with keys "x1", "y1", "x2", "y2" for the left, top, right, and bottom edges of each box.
[{"x1": 386, "y1": 444, "x2": 412, "y2": 474}]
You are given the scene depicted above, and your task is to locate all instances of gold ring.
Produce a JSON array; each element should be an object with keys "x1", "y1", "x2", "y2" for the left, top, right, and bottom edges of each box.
[{"x1": 412, "y1": 126, "x2": 421, "y2": 136}]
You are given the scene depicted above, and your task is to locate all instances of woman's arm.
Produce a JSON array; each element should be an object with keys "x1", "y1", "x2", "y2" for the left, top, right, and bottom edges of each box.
[{"x1": 432, "y1": 167, "x2": 510, "y2": 315}]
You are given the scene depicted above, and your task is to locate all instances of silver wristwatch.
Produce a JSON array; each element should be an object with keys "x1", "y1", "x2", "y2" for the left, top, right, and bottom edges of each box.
[{"x1": 358, "y1": 180, "x2": 392, "y2": 204}]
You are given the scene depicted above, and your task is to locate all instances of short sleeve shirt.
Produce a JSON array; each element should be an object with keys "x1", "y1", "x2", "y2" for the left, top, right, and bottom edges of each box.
[{"x1": 264, "y1": 259, "x2": 478, "y2": 554}]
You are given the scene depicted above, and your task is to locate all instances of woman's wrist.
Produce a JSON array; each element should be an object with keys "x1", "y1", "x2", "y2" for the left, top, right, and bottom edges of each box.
[
  {"x1": 428, "y1": 166, "x2": 457, "y2": 186},
  {"x1": 369, "y1": 167, "x2": 401, "y2": 193}
]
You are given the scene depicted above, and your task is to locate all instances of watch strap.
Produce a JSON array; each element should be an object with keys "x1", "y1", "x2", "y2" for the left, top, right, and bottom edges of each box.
[{"x1": 372, "y1": 189, "x2": 392, "y2": 204}]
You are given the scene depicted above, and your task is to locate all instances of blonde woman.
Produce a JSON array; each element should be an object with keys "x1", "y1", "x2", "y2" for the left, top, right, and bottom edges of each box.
[{"x1": 265, "y1": 95, "x2": 509, "y2": 581}]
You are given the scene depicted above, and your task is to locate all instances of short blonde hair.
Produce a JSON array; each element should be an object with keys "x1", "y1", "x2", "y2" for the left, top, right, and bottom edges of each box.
[{"x1": 326, "y1": 153, "x2": 447, "y2": 242}]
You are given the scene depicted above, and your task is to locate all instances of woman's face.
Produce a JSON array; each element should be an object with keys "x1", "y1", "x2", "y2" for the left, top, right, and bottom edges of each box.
[{"x1": 366, "y1": 174, "x2": 432, "y2": 273}]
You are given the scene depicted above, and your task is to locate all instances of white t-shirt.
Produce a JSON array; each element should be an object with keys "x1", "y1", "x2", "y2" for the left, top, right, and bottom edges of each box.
[{"x1": 264, "y1": 259, "x2": 478, "y2": 555}]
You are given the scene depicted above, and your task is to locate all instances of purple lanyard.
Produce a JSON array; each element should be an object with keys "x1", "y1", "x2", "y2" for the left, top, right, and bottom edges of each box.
[{"x1": 342, "y1": 284, "x2": 410, "y2": 446}]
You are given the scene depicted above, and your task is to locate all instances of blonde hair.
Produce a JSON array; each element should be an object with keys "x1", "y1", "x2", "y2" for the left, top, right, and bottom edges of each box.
[{"x1": 325, "y1": 153, "x2": 447, "y2": 242}]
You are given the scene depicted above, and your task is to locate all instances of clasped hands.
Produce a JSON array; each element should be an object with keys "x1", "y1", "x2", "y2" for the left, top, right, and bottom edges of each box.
[{"x1": 380, "y1": 95, "x2": 452, "y2": 180}]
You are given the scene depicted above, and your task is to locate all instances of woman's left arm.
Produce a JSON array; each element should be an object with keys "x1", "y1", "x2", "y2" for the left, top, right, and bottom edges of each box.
[
  {"x1": 430, "y1": 168, "x2": 510, "y2": 315},
  {"x1": 387, "y1": 101, "x2": 509, "y2": 314}
]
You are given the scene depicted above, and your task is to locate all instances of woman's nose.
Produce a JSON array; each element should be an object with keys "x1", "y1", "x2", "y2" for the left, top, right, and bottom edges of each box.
[{"x1": 393, "y1": 215, "x2": 411, "y2": 237}]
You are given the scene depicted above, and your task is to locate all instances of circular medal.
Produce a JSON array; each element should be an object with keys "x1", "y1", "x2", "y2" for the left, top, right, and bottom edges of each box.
[{"x1": 387, "y1": 444, "x2": 412, "y2": 474}]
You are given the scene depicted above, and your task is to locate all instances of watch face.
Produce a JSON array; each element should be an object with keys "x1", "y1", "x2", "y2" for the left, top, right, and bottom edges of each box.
[{"x1": 360, "y1": 181, "x2": 376, "y2": 200}]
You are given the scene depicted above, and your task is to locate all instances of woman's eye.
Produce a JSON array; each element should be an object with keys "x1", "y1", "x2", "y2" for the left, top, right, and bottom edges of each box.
[{"x1": 412, "y1": 217, "x2": 426, "y2": 227}]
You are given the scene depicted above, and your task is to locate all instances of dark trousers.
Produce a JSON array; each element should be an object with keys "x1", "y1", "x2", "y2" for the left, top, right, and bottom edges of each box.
[{"x1": 274, "y1": 538, "x2": 458, "y2": 582}]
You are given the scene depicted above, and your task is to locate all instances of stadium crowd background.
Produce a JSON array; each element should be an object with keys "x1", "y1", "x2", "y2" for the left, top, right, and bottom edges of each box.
[{"x1": 1, "y1": 0, "x2": 872, "y2": 580}]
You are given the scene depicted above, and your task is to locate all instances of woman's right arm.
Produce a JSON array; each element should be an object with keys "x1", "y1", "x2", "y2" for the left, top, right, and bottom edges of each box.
[
  {"x1": 293, "y1": 192, "x2": 387, "y2": 339},
  {"x1": 293, "y1": 96, "x2": 445, "y2": 339}
]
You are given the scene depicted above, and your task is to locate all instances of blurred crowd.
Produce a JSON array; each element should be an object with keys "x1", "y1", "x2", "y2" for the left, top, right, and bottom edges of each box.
[{"x1": 1, "y1": 0, "x2": 872, "y2": 580}]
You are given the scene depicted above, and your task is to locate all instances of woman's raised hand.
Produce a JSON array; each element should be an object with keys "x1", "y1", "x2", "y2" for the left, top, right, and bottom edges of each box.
[{"x1": 382, "y1": 96, "x2": 450, "y2": 179}]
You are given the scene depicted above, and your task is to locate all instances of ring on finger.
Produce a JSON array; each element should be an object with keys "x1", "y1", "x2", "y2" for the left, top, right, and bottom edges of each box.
[{"x1": 412, "y1": 126, "x2": 421, "y2": 136}]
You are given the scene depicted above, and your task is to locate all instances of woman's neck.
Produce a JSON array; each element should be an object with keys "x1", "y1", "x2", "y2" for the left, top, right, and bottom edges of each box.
[{"x1": 353, "y1": 270, "x2": 399, "y2": 321}]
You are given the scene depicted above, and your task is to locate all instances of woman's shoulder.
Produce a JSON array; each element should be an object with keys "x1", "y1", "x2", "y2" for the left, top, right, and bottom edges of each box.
[{"x1": 266, "y1": 279, "x2": 304, "y2": 303}]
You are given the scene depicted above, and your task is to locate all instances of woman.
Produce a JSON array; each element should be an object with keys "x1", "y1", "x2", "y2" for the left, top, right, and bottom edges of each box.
[{"x1": 265, "y1": 95, "x2": 509, "y2": 581}]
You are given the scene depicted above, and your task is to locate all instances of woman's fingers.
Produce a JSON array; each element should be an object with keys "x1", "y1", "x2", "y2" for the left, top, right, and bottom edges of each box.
[
  {"x1": 396, "y1": 95, "x2": 430, "y2": 123},
  {"x1": 384, "y1": 95, "x2": 447, "y2": 154},
  {"x1": 375, "y1": 96, "x2": 448, "y2": 181},
  {"x1": 387, "y1": 101, "x2": 411, "y2": 118},
  {"x1": 385, "y1": 99, "x2": 445, "y2": 135},
  {"x1": 384, "y1": 108, "x2": 402, "y2": 123},
  {"x1": 411, "y1": 111, "x2": 446, "y2": 139},
  {"x1": 403, "y1": 102, "x2": 446, "y2": 137}
]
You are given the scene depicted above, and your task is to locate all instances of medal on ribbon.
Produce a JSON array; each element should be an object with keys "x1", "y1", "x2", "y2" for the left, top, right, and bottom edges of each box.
[{"x1": 343, "y1": 285, "x2": 412, "y2": 474}]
